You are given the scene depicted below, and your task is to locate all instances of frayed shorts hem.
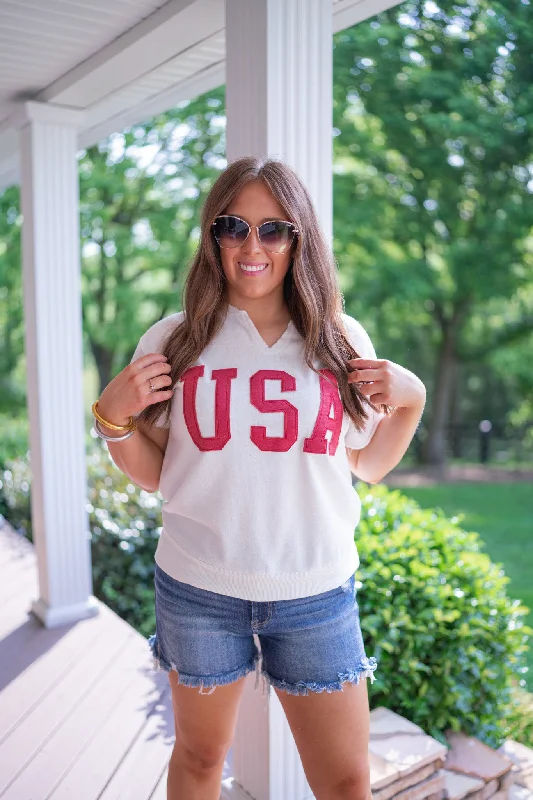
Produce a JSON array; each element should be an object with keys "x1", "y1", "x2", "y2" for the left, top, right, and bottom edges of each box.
[
  {"x1": 148, "y1": 633, "x2": 377, "y2": 698},
  {"x1": 260, "y1": 658, "x2": 378, "y2": 698},
  {"x1": 148, "y1": 633, "x2": 261, "y2": 696}
]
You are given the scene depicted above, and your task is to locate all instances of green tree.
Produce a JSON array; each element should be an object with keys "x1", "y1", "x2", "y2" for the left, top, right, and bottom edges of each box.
[
  {"x1": 80, "y1": 87, "x2": 226, "y2": 393},
  {"x1": 333, "y1": 0, "x2": 533, "y2": 465},
  {"x1": 0, "y1": 187, "x2": 24, "y2": 413}
]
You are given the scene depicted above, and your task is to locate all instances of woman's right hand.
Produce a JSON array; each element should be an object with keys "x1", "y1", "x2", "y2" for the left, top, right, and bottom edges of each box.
[{"x1": 96, "y1": 353, "x2": 174, "y2": 428}]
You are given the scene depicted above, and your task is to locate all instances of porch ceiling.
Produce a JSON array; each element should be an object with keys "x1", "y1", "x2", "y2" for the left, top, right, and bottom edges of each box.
[{"x1": 0, "y1": 0, "x2": 401, "y2": 190}]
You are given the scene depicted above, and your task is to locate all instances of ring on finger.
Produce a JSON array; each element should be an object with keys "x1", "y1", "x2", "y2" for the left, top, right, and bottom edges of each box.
[{"x1": 149, "y1": 378, "x2": 156, "y2": 393}]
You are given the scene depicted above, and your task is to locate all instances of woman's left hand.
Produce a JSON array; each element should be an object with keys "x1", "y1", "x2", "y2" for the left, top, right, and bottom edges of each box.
[{"x1": 347, "y1": 358, "x2": 426, "y2": 410}]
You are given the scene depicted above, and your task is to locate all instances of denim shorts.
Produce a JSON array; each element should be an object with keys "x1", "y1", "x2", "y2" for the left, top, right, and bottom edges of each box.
[{"x1": 148, "y1": 563, "x2": 378, "y2": 698}]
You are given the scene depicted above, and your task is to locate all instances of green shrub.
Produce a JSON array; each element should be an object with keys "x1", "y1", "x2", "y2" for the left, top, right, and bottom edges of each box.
[
  {"x1": 0, "y1": 454, "x2": 32, "y2": 538},
  {"x1": 86, "y1": 446, "x2": 160, "y2": 637},
  {"x1": 0, "y1": 413, "x2": 29, "y2": 468},
  {"x1": 504, "y1": 683, "x2": 533, "y2": 746},
  {"x1": 356, "y1": 482, "x2": 533, "y2": 749}
]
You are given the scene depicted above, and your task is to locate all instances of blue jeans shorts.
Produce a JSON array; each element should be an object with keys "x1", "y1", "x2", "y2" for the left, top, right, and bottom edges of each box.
[{"x1": 148, "y1": 563, "x2": 378, "y2": 698}]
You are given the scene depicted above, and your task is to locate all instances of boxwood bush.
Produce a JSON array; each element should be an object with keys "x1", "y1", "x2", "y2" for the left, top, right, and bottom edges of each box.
[
  {"x1": 1, "y1": 436, "x2": 532, "y2": 748},
  {"x1": 356, "y1": 482, "x2": 532, "y2": 748}
]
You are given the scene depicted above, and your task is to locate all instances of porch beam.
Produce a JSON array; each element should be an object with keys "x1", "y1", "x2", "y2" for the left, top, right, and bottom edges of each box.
[
  {"x1": 36, "y1": 0, "x2": 223, "y2": 109},
  {"x1": 332, "y1": 0, "x2": 405, "y2": 32}
]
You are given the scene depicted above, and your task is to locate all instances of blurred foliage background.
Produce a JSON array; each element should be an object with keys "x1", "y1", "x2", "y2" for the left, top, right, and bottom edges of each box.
[
  {"x1": 0, "y1": 0, "x2": 532, "y2": 749},
  {"x1": 0, "y1": 0, "x2": 532, "y2": 467}
]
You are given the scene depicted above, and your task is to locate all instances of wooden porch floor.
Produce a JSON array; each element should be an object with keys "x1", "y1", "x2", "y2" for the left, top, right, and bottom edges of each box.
[{"x1": 0, "y1": 521, "x2": 239, "y2": 799}]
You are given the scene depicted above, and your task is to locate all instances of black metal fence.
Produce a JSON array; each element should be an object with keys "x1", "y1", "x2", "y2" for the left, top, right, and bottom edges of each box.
[{"x1": 408, "y1": 422, "x2": 533, "y2": 468}]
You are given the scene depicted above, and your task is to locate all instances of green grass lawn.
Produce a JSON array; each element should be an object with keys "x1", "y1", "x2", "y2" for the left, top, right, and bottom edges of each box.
[{"x1": 390, "y1": 482, "x2": 533, "y2": 690}]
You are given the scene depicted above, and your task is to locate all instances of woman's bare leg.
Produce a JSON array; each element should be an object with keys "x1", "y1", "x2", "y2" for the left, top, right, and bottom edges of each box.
[
  {"x1": 166, "y1": 670, "x2": 248, "y2": 800},
  {"x1": 273, "y1": 677, "x2": 373, "y2": 800}
]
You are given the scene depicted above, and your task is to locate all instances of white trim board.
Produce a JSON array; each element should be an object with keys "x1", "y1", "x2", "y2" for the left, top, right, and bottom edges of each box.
[{"x1": 0, "y1": 0, "x2": 403, "y2": 192}]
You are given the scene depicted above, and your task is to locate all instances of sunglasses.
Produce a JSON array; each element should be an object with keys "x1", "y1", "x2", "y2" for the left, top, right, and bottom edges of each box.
[{"x1": 212, "y1": 214, "x2": 299, "y2": 254}]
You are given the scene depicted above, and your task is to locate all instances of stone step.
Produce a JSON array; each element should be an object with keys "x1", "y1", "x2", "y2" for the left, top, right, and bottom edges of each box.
[
  {"x1": 444, "y1": 731, "x2": 514, "y2": 784},
  {"x1": 367, "y1": 708, "x2": 533, "y2": 800},
  {"x1": 498, "y1": 741, "x2": 533, "y2": 790},
  {"x1": 369, "y1": 707, "x2": 447, "y2": 795}
]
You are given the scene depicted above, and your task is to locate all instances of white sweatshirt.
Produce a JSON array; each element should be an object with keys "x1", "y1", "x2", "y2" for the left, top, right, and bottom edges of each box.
[{"x1": 129, "y1": 304, "x2": 384, "y2": 601}]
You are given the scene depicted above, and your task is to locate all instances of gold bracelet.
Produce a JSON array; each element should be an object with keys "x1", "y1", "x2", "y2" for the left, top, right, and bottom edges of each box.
[{"x1": 92, "y1": 401, "x2": 136, "y2": 432}]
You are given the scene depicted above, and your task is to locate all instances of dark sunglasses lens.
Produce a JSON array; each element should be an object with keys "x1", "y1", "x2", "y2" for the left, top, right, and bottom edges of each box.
[
  {"x1": 259, "y1": 221, "x2": 295, "y2": 252},
  {"x1": 213, "y1": 216, "x2": 249, "y2": 247}
]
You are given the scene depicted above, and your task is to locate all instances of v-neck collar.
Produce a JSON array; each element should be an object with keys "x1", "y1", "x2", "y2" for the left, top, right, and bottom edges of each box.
[{"x1": 227, "y1": 304, "x2": 297, "y2": 354}]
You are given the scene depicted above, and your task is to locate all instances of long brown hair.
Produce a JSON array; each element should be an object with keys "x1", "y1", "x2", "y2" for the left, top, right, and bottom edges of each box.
[{"x1": 138, "y1": 155, "x2": 390, "y2": 431}]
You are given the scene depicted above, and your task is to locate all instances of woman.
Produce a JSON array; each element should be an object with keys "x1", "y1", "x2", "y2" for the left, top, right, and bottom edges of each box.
[{"x1": 92, "y1": 156, "x2": 426, "y2": 800}]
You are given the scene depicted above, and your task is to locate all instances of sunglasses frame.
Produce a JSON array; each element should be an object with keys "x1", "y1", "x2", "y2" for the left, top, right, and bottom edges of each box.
[{"x1": 211, "y1": 214, "x2": 299, "y2": 254}]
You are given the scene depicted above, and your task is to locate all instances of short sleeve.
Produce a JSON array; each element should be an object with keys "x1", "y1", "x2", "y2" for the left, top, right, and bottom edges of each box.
[
  {"x1": 129, "y1": 338, "x2": 171, "y2": 429},
  {"x1": 129, "y1": 340, "x2": 145, "y2": 365},
  {"x1": 343, "y1": 315, "x2": 385, "y2": 450}
]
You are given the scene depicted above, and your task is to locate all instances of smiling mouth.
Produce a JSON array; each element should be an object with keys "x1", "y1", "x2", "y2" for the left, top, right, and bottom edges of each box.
[{"x1": 238, "y1": 262, "x2": 268, "y2": 274}]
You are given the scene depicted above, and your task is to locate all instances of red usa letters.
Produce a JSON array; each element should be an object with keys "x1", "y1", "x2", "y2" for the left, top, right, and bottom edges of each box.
[{"x1": 180, "y1": 365, "x2": 345, "y2": 454}]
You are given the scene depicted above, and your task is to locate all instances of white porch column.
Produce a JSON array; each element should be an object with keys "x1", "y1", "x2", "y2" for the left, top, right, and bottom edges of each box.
[
  {"x1": 225, "y1": 0, "x2": 333, "y2": 244},
  {"x1": 15, "y1": 101, "x2": 98, "y2": 628},
  {"x1": 225, "y1": 2, "x2": 333, "y2": 798}
]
